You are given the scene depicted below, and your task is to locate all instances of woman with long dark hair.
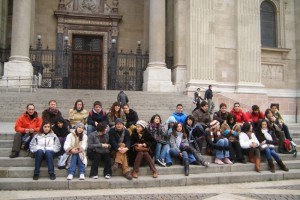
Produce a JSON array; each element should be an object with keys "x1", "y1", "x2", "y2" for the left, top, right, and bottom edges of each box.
[
  {"x1": 108, "y1": 102, "x2": 127, "y2": 128},
  {"x1": 68, "y1": 99, "x2": 88, "y2": 129}
]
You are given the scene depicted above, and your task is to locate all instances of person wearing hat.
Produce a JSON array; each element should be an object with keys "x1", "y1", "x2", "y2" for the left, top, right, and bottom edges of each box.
[
  {"x1": 87, "y1": 122, "x2": 112, "y2": 179},
  {"x1": 205, "y1": 120, "x2": 232, "y2": 165},
  {"x1": 109, "y1": 118, "x2": 132, "y2": 180},
  {"x1": 220, "y1": 114, "x2": 246, "y2": 164},
  {"x1": 64, "y1": 122, "x2": 88, "y2": 180},
  {"x1": 131, "y1": 120, "x2": 158, "y2": 178}
]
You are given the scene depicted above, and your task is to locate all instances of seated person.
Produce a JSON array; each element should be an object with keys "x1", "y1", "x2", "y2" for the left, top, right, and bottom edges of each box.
[
  {"x1": 123, "y1": 104, "x2": 139, "y2": 135},
  {"x1": 87, "y1": 101, "x2": 109, "y2": 136},
  {"x1": 52, "y1": 117, "x2": 69, "y2": 156},
  {"x1": 172, "y1": 104, "x2": 187, "y2": 124},
  {"x1": 246, "y1": 105, "x2": 264, "y2": 133},
  {"x1": 68, "y1": 99, "x2": 88, "y2": 129},
  {"x1": 108, "y1": 102, "x2": 127, "y2": 128},
  {"x1": 229, "y1": 102, "x2": 250, "y2": 126},
  {"x1": 192, "y1": 101, "x2": 211, "y2": 134},
  {"x1": 42, "y1": 100, "x2": 62, "y2": 127},
  {"x1": 213, "y1": 103, "x2": 229, "y2": 125}
]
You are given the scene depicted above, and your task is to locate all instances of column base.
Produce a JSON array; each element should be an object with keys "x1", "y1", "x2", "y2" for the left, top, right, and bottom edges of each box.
[
  {"x1": 172, "y1": 65, "x2": 187, "y2": 92},
  {"x1": 1, "y1": 61, "x2": 34, "y2": 88},
  {"x1": 143, "y1": 63, "x2": 174, "y2": 92}
]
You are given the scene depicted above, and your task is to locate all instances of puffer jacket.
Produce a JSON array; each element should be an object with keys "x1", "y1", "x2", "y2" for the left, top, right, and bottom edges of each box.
[
  {"x1": 29, "y1": 131, "x2": 61, "y2": 153},
  {"x1": 15, "y1": 112, "x2": 42, "y2": 134}
]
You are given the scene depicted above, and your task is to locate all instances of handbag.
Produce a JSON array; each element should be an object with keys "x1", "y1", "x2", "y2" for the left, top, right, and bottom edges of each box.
[
  {"x1": 57, "y1": 153, "x2": 70, "y2": 169},
  {"x1": 133, "y1": 144, "x2": 149, "y2": 152}
]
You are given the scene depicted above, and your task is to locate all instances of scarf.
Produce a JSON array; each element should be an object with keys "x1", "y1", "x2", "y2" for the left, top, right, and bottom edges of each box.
[{"x1": 261, "y1": 129, "x2": 273, "y2": 141}]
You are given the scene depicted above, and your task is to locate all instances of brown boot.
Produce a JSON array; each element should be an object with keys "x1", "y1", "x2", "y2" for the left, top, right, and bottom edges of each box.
[
  {"x1": 268, "y1": 159, "x2": 275, "y2": 173},
  {"x1": 152, "y1": 171, "x2": 158, "y2": 178},
  {"x1": 249, "y1": 152, "x2": 255, "y2": 163},
  {"x1": 255, "y1": 158, "x2": 261, "y2": 173},
  {"x1": 131, "y1": 170, "x2": 138, "y2": 178},
  {"x1": 276, "y1": 160, "x2": 289, "y2": 172}
]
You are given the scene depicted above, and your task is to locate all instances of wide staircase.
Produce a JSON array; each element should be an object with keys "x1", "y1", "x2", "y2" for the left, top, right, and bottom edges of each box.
[{"x1": 0, "y1": 89, "x2": 299, "y2": 190}]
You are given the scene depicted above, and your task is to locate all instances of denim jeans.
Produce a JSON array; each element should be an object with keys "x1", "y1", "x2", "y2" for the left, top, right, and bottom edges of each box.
[
  {"x1": 282, "y1": 123, "x2": 292, "y2": 141},
  {"x1": 155, "y1": 143, "x2": 169, "y2": 160},
  {"x1": 263, "y1": 147, "x2": 280, "y2": 161},
  {"x1": 164, "y1": 145, "x2": 173, "y2": 164},
  {"x1": 34, "y1": 149, "x2": 55, "y2": 175},
  {"x1": 87, "y1": 125, "x2": 96, "y2": 136},
  {"x1": 215, "y1": 138, "x2": 229, "y2": 159},
  {"x1": 68, "y1": 154, "x2": 85, "y2": 175},
  {"x1": 169, "y1": 148, "x2": 189, "y2": 162}
]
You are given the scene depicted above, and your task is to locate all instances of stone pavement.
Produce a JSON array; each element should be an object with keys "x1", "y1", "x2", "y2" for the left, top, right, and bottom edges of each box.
[{"x1": 1, "y1": 179, "x2": 300, "y2": 200}]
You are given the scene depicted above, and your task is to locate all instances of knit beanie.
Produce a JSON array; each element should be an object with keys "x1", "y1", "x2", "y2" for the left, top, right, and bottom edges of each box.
[
  {"x1": 166, "y1": 116, "x2": 177, "y2": 124},
  {"x1": 74, "y1": 122, "x2": 84, "y2": 130},
  {"x1": 115, "y1": 118, "x2": 124, "y2": 125},
  {"x1": 210, "y1": 120, "x2": 220, "y2": 129},
  {"x1": 136, "y1": 120, "x2": 148, "y2": 129}
]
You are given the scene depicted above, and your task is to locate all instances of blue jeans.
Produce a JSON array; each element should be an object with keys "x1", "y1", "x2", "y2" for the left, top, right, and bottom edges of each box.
[
  {"x1": 264, "y1": 147, "x2": 280, "y2": 161},
  {"x1": 34, "y1": 150, "x2": 55, "y2": 175},
  {"x1": 155, "y1": 143, "x2": 169, "y2": 160},
  {"x1": 87, "y1": 125, "x2": 96, "y2": 136},
  {"x1": 69, "y1": 154, "x2": 85, "y2": 175},
  {"x1": 169, "y1": 148, "x2": 189, "y2": 162},
  {"x1": 164, "y1": 145, "x2": 173, "y2": 164},
  {"x1": 282, "y1": 123, "x2": 292, "y2": 141},
  {"x1": 215, "y1": 138, "x2": 229, "y2": 159}
]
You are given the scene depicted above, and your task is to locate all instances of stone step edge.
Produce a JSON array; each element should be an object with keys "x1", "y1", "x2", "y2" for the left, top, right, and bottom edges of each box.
[{"x1": 0, "y1": 169, "x2": 299, "y2": 190}]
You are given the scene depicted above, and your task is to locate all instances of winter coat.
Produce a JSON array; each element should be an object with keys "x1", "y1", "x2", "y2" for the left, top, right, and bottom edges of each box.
[
  {"x1": 117, "y1": 91, "x2": 129, "y2": 106},
  {"x1": 109, "y1": 127, "x2": 131, "y2": 151},
  {"x1": 30, "y1": 131, "x2": 61, "y2": 153},
  {"x1": 246, "y1": 111, "x2": 264, "y2": 124},
  {"x1": 255, "y1": 129, "x2": 279, "y2": 146},
  {"x1": 15, "y1": 111, "x2": 42, "y2": 134},
  {"x1": 108, "y1": 110, "x2": 127, "y2": 127},
  {"x1": 172, "y1": 112, "x2": 187, "y2": 124},
  {"x1": 64, "y1": 130, "x2": 88, "y2": 167},
  {"x1": 170, "y1": 131, "x2": 189, "y2": 153},
  {"x1": 213, "y1": 111, "x2": 229, "y2": 125},
  {"x1": 192, "y1": 108, "x2": 211, "y2": 128},
  {"x1": 125, "y1": 109, "x2": 139, "y2": 128},
  {"x1": 229, "y1": 109, "x2": 250, "y2": 124},
  {"x1": 148, "y1": 123, "x2": 169, "y2": 144},
  {"x1": 68, "y1": 109, "x2": 88, "y2": 128},
  {"x1": 87, "y1": 109, "x2": 109, "y2": 127},
  {"x1": 52, "y1": 117, "x2": 69, "y2": 138},
  {"x1": 88, "y1": 131, "x2": 111, "y2": 154},
  {"x1": 204, "y1": 89, "x2": 213, "y2": 100},
  {"x1": 131, "y1": 129, "x2": 156, "y2": 154},
  {"x1": 42, "y1": 108, "x2": 63, "y2": 126},
  {"x1": 239, "y1": 132, "x2": 259, "y2": 149}
]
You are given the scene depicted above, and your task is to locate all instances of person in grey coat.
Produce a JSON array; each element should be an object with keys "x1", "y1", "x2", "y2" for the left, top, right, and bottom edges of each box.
[{"x1": 117, "y1": 90, "x2": 129, "y2": 108}]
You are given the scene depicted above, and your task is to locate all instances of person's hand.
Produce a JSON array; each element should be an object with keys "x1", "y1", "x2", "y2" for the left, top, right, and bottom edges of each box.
[
  {"x1": 71, "y1": 148, "x2": 79, "y2": 154},
  {"x1": 261, "y1": 140, "x2": 266, "y2": 145},
  {"x1": 95, "y1": 122, "x2": 98, "y2": 126},
  {"x1": 102, "y1": 144, "x2": 108, "y2": 148},
  {"x1": 25, "y1": 129, "x2": 30, "y2": 134},
  {"x1": 29, "y1": 128, "x2": 34, "y2": 133},
  {"x1": 179, "y1": 152, "x2": 183, "y2": 157}
]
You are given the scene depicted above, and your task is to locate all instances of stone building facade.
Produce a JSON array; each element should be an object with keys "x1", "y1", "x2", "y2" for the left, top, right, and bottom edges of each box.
[{"x1": 0, "y1": 0, "x2": 299, "y2": 122}]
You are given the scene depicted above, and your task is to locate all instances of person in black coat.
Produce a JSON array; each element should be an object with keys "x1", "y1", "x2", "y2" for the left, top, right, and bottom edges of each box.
[
  {"x1": 123, "y1": 104, "x2": 139, "y2": 135},
  {"x1": 87, "y1": 101, "x2": 109, "y2": 136},
  {"x1": 52, "y1": 117, "x2": 69, "y2": 156}
]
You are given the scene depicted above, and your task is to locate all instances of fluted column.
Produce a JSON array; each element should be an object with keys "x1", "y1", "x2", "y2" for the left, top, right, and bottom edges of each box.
[
  {"x1": 143, "y1": 0, "x2": 173, "y2": 92},
  {"x1": 0, "y1": 0, "x2": 8, "y2": 48},
  {"x1": 173, "y1": 0, "x2": 187, "y2": 91},
  {"x1": 3, "y1": 0, "x2": 33, "y2": 78},
  {"x1": 186, "y1": 0, "x2": 215, "y2": 92},
  {"x1": 236, "y1": 0, "x2": 264, "y2": 93}
]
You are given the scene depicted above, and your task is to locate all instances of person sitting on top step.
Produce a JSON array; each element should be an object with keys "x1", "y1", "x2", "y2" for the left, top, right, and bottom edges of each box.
[
  {"x1": 68, "y1": 99, "x2": 88, "y2": 129},
  {"x1": 87, "y1": 101, "x2": 109, "y2": 136},
  {"x1": 172, "y1": 104, "x2": 187, "y2": 124},
  {"x1": 42, "y1": 100, "x2": 62, "y2": 127}
]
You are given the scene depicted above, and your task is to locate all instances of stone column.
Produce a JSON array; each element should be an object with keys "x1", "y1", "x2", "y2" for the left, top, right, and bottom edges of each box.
[
  {"x1": 143, "y1": 0, "x2": 173, "y2": 92},
  {"x1": 3, "y1": 0, "x2": 33, "y2": 78},
  {"x1": 0, "y1": 0, "x2": 8, "y2": 48},
  {"x1": 295, "y1": 0, "x2": 300, "y2": 122},
  {"x1": 186, "y1": 0, "x2": 216, "y2": 92},
  {"x1": 172, "y1": 0, "x2": 187, "y2": 91},
  {"x1": 236, "y1": 0, "x2": 264, "y2": 93}
]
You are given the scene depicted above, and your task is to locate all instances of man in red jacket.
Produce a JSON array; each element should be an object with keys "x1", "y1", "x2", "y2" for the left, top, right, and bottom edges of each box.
[
  {"x1": 229, "y1": 102, "x2": 250, "y2": 126},
  {"x1": 9, "y1": 104, "x2": 42, "y2": 158}
]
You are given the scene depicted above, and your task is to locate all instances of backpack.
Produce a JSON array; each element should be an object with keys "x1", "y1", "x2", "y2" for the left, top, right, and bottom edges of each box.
[{"x1": 283, "y1": 139, "x2": 297, "y2": 157}]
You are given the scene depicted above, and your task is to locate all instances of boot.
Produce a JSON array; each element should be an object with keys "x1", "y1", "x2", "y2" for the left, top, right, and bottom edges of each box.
[
  {"x1": 268, "y1": 159, "x2": 275, "y2": 173},
  {"x1": 249, "y1": 152, "x2": 255, "y2": 163},
  {"x1": 276, "y1": 160, "x2": 289, "y2": 172},
  {"x1": 9, "y1": 151, "x2": 19, "y2": 158},
  {"x1": 184, "y1": 160, "x2": 189, "y2": 176},
  {"x1": 255, "y1": 158, "x2": 261, "y2": 173}
]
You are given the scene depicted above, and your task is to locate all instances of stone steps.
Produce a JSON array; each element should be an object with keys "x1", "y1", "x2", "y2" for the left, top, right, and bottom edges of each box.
[{"x1": 0, "y1": 169, "x2": 298, "y2": 190}]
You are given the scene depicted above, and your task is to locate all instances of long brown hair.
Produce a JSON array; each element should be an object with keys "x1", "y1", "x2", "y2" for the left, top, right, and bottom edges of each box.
[
  {"x1": 110, "y1": 102, "x2": 122, "y2": 118},
  {"x1": 172, "y1": 122, "x2": 187, "y2": 139}
]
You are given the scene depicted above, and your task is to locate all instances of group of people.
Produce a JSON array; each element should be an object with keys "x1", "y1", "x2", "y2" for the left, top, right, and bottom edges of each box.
[{"x1": 8, "y1": 90, "x2": 294, "y2": 181}]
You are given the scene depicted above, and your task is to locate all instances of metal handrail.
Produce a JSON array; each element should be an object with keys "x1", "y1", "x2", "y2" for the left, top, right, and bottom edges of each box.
[{"x1": 0, "y1": 75, "x2": 38, "y2": 92}]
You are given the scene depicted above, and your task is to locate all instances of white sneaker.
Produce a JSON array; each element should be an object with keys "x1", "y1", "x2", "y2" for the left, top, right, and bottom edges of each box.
[
  {"x1": 67, "y1": 174, "x2": 73, "y2": 180},
  {"x1": 105, "y1": 174, "x2": 111, "y2": 179},
  {"x1": 291, "y1": 141, "x2": 297, "y2": 147},
  {"x1": 79, "y1": 174, "x2": 85, "y2": 180},
  {"x1": 92, "y1": 176, "x2": 98, "y2": 179}
]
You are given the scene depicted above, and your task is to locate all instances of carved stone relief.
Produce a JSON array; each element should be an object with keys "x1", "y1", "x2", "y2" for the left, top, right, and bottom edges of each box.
[{"x1": 261, "y1": 63, "x2": 284, "y2": 81}]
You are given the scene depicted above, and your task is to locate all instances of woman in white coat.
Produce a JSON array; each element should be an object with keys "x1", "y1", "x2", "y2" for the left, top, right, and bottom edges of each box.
[
  {"x1": 64, "y1": 122, "x2": 88, "y2": 180},
  {"x1": 239, "y1": 123, "x2": 260, "y2": 172}
]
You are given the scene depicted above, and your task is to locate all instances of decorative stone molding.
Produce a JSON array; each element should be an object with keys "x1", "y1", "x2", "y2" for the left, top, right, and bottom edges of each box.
[{"x1": 261, "y1": 62, "x2": 285, "y2": 81}]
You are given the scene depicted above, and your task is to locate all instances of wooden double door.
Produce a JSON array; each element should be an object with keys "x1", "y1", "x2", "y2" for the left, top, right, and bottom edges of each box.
[{"x1": 71, "y1": 35, "x2": 103, "y2": 89}]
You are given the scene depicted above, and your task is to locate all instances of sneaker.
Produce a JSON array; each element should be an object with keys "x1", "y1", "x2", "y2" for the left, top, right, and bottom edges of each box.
[
  {"x1": 131, "y1": 170, "x2": 138, "y2": 178},
  {"x1": 223, "y1": 158, "x2": 233, "y2": 164},
  {"x1": 79, "y1": 174, "x2": 85, "y2": 180},
  {"x1": 49, "y1": 173, "x2": 56, "y2": 180},
  {"x1": 92, "y1": 176, "x2": 98, "y2": 179},
  {"x1": 214, "y1": 158, "x2": 224, "y2": 165},
  {"x1": 105, "y1": 174, "x2": 111, "y2": 179},
  {"x1": 166, "y1": 163, "x2": 172, "y2": 167},
  {"x1": 67, "y1": 174, "x2": 73, "y2": 180},
  {"x1": 156, "y1": 159, "x2": 166, "y2": 167},
  {"x1": 33, "y1": 174, "x2": 39, "y2": 180},
  {"x1": 9, "y1": 151, "x2": 19, "y2": 159},
  {"x1": 152, "y1": 171, "x2": 158, "y2": 178},
  {"x1": 291, "y1": 141, "x2": 297, "y2": 147},
  {"x1": 203, "y1": 161, "x2": 210, "y2": 167},
  {"x1": 124, "y1": 172, "x2": 132, "y2": 180}
]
